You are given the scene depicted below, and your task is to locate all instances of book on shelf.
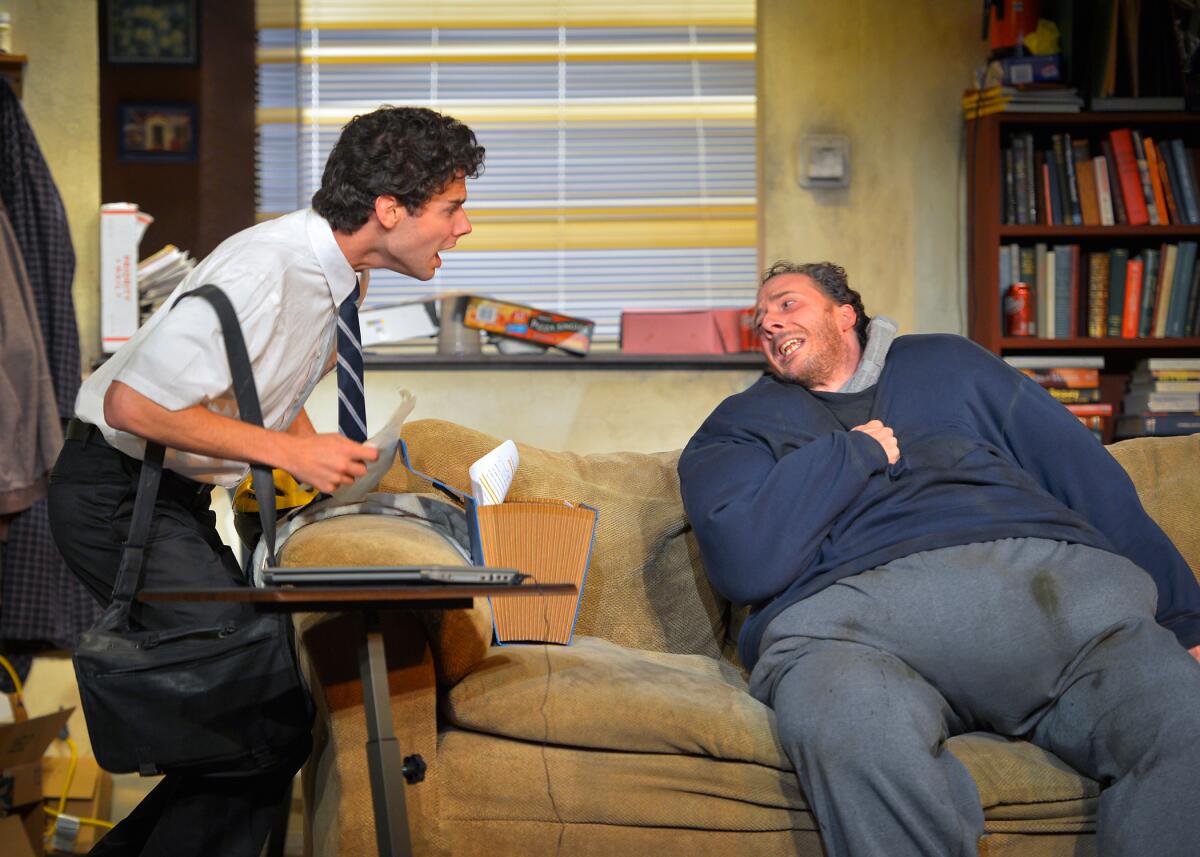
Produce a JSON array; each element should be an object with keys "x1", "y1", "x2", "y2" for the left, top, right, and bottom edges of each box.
[
  {"x1": 1170, "y1": 139, "x2": 1200, "y2": 224},
  {"x1": 1072, "y1": 139, "x2": 1100, "y2": 225},
  {"x1": 1135, "y1": 357, "x2": 1200, "y2": 371},
  {"x1": 1152, "y1": 243, "x2": 1178, "y2": 337},
  {"x1": 1099, "y1": 138, "x2": 1129, "y2": 225},
  {"x1": 1137, "y1": 248, "x2": 1160, "y2": 338},
  {"x1": 1166, "y1": 242, "x2": 1199, "y2": 338},
  {"x1": 1128, "y1": 379, "x2": 1200, "y2": 392},
  {"x1": 1115, "y1": 412, "x2": 1200, "y2": 438},
  {"x1": 1130, "y1": 367, "x2": 1200, "y2": 384},
  {"x1": 1054, "y1": 244, "x2": 1078, "y2": 338},
  {"x1": 1090, "y1": 96, "x2": 1186, "y2": 111},
  {"x1": 1093, "y1": 155, "x2": 1116, "y2": 225},
  {"x1": 1105, "y1": 247, "x2": 1129, "y2": 337},
  {"x1": 1130, "y1": 131, "x2": 1161, "y2": 225},
  {"x1": 1064, "y1": 402, "x2": 1114, "y2": 417},
  {"x1": 1047, "y1": 387, "x2": 1103, "y2": 403},
  {"x1": 1086, "y1": 251, "x2": 1110, "y2": 337},
  {"x1": 1062, "y1": 133, "x2": 1084, "y2": 225},
  {"x1": 1143, "y1": 137, "x2": 1170, "y2": 227},
  {"x1": 1004, "y1": 354, "x2": 1105, "y2": 369},
  {"x1": 1108, "y1": 128, "x2": 1150, "y2": 226},
  {"x1": 1019, "y1": 367, "x2": 1101, "y2": 387},
  {"x1": 1152, "y1": 139, "x2": 1182, "y2": 225},
  {"x1": 1121, "y1": 255, "x2": 1144, "y2": 338},
  {"x1": 1123, "y1": 390, "x2": 1200, "y2": 412}
]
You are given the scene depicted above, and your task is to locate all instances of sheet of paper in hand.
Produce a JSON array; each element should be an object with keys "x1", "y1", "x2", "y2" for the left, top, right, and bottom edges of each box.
[{"x1": 328, "y1": 390, "x2": 415, "y2": 505}]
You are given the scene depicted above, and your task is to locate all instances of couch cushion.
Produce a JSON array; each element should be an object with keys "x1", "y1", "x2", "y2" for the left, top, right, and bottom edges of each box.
[
  {"x1": 1108, "y1": 433, "x2": 1200, "y2": 582},
  {"x1": 447, "y1": 635, "x2": 1101, "y2": 824},
  {"x1": 385, "y1": 419, "x2": 729, "y2": 659},
  {"x1": 446, "y1": 635, "x2": 784, "y2": 766}
]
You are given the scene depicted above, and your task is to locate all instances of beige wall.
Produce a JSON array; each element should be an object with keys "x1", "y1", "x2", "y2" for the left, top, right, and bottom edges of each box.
[
  {"x1": 9, "y1": 0, "x2": 102, "y2": 369},
  {"x1": 308, "y1": 368, "x2": 762, "y2": 454},
  {"x1": 758, "y1": 0, "x2": 982, "y2": 335}
]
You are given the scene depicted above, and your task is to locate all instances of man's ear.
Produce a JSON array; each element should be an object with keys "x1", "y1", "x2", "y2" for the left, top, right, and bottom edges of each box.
[
  {"x1": 373, "y1": 195, "x2": 401, "y2": 228},
  {"x1": 836, "y1": 302, "x2": 857, "y2": 334}
]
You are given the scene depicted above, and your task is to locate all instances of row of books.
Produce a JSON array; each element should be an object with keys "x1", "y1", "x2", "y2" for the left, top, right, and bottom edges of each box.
[
  {"x1": 1004, "y1": 355, "x2": 1111, "y2": 442},
  {"x1": 1118, "y1": 357, "x2": 1200, "y2": 439},
  {"x1": 962, "y1": 84, "x2": 1083, "y2": 119},
  {"x1": 999, "y1": 242, "x2": 1200, "y2": 339},
  {"x1": 1004, "y1": 355, "x2": 1200, "y2": 440},
  {"x1": 1002, "y1": 128, "x2": 1200, "y2": 228}
]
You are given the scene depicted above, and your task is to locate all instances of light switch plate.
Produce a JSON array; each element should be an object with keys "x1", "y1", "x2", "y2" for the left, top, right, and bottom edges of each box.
[{"x1": 798, "y1": 134, "x2": 850, "y2": 188}]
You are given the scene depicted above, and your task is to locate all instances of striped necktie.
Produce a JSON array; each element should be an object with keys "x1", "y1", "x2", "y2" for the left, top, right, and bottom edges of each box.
[{"x1": 336, "y1": 288, "x2": 368, "y2": 442}]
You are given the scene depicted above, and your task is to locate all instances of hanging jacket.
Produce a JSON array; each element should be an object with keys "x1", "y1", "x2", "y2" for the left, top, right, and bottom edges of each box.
[{"x1": 0, "y1": 205, "x2": 62, "y2": 533}]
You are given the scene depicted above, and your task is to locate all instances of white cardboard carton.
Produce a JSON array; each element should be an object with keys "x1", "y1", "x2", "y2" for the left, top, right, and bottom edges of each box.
[{"x1": 100, "y1": 203, "x2": 153, "y2": 353}]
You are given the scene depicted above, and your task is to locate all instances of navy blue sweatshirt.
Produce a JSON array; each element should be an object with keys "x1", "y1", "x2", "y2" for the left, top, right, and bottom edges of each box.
[{"x1": 679, "y1": 335, "x2": 1200, "y2": 668}]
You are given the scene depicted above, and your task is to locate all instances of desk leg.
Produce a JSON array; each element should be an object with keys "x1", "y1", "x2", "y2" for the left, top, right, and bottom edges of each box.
[{"x1": 358, "y1": 609, "x2": 414, "y2": 857}]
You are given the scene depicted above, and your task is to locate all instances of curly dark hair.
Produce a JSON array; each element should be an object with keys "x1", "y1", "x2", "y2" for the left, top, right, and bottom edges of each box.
[
  {"x1": 760, "y1": 261, "x2": 871, "y2": 347},
  {"x1": 311, "y1": 106, "x2": 486, "y2": 233}
]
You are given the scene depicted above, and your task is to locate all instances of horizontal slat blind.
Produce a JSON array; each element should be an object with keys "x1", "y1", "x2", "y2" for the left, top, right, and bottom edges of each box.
[{"x1": 255, "y1": 2, "x2": 757, "y2": 342}]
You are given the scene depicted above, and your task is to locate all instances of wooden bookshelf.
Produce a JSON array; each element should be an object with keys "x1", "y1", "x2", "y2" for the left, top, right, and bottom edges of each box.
[
  {"x1": 967, "y1": 111, "x2": 1200, "y2": 440},
  {"x1": 0, "y1": 54, "x2": 26, "y2": 99}
]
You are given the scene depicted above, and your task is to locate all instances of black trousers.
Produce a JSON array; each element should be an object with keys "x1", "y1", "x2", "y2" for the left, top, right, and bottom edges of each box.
[{"x1": 48, "y1": 428, "x2": 309, "y2": 857}]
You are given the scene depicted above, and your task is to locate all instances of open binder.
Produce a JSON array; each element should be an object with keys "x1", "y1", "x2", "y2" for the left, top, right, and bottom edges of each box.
[{"x1": 398, "y1": 441, "x2": 596, "y2": 645}]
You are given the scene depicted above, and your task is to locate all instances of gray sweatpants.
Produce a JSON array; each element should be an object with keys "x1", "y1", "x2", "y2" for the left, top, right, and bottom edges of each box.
[{"x1": 749, "y1": 538, "x2": 1200, "y2": 857}]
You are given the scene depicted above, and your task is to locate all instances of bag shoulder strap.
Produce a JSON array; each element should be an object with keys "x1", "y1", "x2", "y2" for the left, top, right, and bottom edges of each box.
[
  {"x1": 174, "y1": 285, "x2": 279, "y2": 567},
  {"x1": 109, "y1": 284, "x2": 280, "y2": 612}
]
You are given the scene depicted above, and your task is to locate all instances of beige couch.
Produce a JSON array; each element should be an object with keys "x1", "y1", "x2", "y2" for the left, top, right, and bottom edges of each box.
[{"x1": 288, "y1": 419, "x2": 1200, "y2": 857}]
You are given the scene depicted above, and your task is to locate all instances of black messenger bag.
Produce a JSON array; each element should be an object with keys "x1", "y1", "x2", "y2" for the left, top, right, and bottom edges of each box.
[{"x1": 73, "y1": 284, "x2": 315, "y2": 776}]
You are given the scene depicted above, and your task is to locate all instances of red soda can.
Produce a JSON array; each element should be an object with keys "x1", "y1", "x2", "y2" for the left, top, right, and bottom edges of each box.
[{"x1": 1004, "y1": 282, "x2": 1033, "y2": 336}]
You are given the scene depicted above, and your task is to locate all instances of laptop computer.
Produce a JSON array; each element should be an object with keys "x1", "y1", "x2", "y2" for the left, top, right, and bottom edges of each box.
[{"x1": 260, "y1": 565, "x2": 527, "y2": 587}]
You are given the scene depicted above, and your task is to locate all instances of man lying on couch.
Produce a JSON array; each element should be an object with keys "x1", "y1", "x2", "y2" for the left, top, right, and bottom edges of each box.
[{"x1": 678, "y1": 261, "x2": 1200, "y2": 857}]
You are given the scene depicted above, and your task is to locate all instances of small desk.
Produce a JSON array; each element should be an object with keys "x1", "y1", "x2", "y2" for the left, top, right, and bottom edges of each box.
[{"x1": 140, "y1": 583, "x2": 576, "y2": 857}]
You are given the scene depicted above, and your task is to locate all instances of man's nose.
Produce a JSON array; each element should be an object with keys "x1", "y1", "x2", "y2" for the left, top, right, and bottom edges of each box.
[
  {"x1": 456, "y1": 210, "x2": 472, "y2": 237},
  {"x1": 759, "y1": 312, "x2": 783, "y2": 334}
]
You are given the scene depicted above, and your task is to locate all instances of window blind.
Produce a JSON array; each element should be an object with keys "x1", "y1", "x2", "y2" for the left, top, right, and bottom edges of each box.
[{"x1": 255, "y1": 1, "x2": 757, "y2": 344}]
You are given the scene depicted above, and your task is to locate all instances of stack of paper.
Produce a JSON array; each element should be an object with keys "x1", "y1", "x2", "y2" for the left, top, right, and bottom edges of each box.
[
  {"x1": 962, "y1": 85, "x2": 1082, "y2": 119},
  {"x1": 138, "y1": 245, "x2": 195, "y2": 322}
]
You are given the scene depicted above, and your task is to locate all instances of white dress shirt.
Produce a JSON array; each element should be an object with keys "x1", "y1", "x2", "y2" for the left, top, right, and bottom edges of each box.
[{"x1": 75, "y1": 208, "x2": 359, "y2": 487}]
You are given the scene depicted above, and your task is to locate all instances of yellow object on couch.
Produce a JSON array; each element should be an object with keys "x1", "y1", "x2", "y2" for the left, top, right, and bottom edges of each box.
[{"x1": 288, "y1": 420, "x2": 1200, "y2": 857}]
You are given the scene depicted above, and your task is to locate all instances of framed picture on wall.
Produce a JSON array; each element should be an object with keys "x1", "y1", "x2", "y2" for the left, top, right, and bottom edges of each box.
[
  {"x1": 118, "y1": 103, "x2": 197, "y2": 162},
  {"x1": 106, "y1": 0, "x2": 198, "y2": 65}
]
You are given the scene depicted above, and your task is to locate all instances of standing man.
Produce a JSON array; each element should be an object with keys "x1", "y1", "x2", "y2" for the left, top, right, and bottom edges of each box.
[
  {"x1": 678, "y1": 261, "x2": 1200, "y2": 857},
  {"x1": 48, "y1": 106, "x2": 484, "y2": 857}
]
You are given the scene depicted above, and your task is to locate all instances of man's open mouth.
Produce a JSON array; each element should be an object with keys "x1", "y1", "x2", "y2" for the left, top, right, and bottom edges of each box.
[{"x1": 778, "y1": 337, "x2": 805, "y2": 358}]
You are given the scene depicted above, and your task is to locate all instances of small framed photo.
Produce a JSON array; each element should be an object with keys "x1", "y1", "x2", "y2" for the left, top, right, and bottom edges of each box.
[
  {"x1": 106, "y1": 0, "x2": 198, "y2": 65},
  {"x1": 118, "y1": 103, "x2": 197, "y2": 162}
]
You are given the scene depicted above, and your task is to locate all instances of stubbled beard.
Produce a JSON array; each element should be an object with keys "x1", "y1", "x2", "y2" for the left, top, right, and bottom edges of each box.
[{"x1": 768, "y1": 317, "x2": 844, "y2": 388}]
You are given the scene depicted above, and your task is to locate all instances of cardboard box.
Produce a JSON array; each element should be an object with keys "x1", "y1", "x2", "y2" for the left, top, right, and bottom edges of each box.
[
  {"x1": 1000, "y1": 54, "x2": 1060, "y2": 85},
  {"x1": 42, "y1": 757, "x2": 112, "y2": 854},
  {"x1": 359, "y1": 297, "x2": 440, "y2": 347},
  {"x1": 620, "y1": 307, "x2": 759, "y2": 354},
  {"x1": 463, "y1": 297, "x2": 594, "y2": 355},
  {"x1": 0, "y1": 692, "x2": 27, "y2": 724},
  {"x1": 0, "y1": 806, "x2": 41, "y2": 857},
  {"x1": 0, "y1": 707, "x2": 66, "y2": 857},
  {"x1": 0, "y1": 761, "x2": 42, "y2": 811},
  {"x1": 0, "y1": 708, "x2": 72, "y2": 791},
  {"x1": 100, "y1": 202, "x2": 153, "y2": 353}
]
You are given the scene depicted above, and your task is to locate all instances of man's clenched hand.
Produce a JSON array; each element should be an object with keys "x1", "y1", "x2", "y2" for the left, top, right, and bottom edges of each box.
[{"x1": 852, "y1": 419, "x2": 900, "y2": 464}]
